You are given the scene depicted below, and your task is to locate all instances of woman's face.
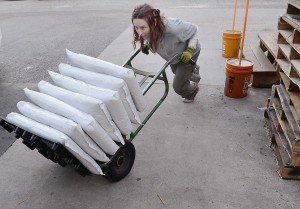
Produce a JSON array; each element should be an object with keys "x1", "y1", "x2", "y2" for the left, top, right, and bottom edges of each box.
[{"x1": 133, "y1": 18, "x2": 150, "y2": 39}]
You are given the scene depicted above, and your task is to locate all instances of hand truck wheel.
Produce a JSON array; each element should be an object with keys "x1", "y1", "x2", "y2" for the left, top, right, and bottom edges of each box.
[{"x1": 101, "y1": 141, "x2": 135, "y2": 182}]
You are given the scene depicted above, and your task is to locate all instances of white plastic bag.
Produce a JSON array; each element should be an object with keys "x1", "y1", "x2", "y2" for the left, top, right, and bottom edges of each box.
[
  {"x1": 38, "y1": 80, "x2": 123, "y2": 143},
  {"x1": 59, "y1": 63, "x2": 141, "y2": 124},
  {"x1": 24, "y1": 88, "x2": 119, "y2": 155},
  {"x1": 6, "y1": 112, "x2": 103, "y2": 175},
  {"x1": 48, "y1": 71, "x2": 133, "y2": 135},
  {"x1": 17, "y1": 101, "x2": 109, "y2": 162},
  {"x1": 66, "y1": 49, "x2": 146, "y2": 112}
]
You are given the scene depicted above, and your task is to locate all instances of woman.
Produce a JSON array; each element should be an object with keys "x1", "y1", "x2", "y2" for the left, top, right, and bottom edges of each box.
[{"x1": 132, "y1": 3, "x2": 201, "y2": 103}]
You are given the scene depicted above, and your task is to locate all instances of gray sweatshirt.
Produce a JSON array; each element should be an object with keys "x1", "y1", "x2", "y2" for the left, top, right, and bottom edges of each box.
[{"x1": 156, "y1": 17, "x2": 201, "y2": 63}]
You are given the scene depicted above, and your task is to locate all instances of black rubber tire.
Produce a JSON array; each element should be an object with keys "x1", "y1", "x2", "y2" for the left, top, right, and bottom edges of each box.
[{"x1": 102, "y1": 141, "x2": 135, "y2": 182}]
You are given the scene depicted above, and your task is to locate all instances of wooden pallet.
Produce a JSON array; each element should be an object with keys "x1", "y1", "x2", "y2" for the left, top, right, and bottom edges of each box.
[
  {"x1": 288, "y1": 0, "x2": 300, "y2": 12},
  {"x1": 245, "y1": 45, "x2": 279, "y2": 87},
  {"x1": 280, "y1": 69, "x2": 300, "y2": 92},
  {"x1": 280, "y1": 72, "x2": 300, "y2": 121},
  {"x1": 286, "y1": 0, "x2": 300, "y2": 31},
  {"x1": 265, "y1": 84, "x2": 300, "y2": 179},
  {"x1": 249, "y1": 32, "x2": 279, "y2": 87},
  {"x1": 276, "y1": 11, "x2": 300, "y2": 93},
  {"x1": 278, "y1": 17, "x2": 300, "y2": 56},
  {"x1": 270, "y1": 85, "x2": 300, "y2": 153},
  {"x1": 265, "y1": 111, "x2": 300, "y2": 180},
  {"x1": 258, "y1": 32, "x2": 278, "y2": 64}
]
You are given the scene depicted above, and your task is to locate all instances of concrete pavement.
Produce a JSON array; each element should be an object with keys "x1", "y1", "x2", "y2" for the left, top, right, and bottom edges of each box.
[{"x1": 1, "y1": 1, "x2": 300, "y2": 209}]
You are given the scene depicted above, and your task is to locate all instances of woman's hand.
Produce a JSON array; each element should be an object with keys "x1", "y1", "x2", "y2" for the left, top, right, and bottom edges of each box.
[{"x1": 180, "y1": 47, "x2": 195, "y2": 63}]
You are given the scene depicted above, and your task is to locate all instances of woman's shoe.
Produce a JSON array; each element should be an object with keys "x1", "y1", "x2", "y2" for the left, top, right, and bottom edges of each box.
[{"x1": 183, "y1": 86, "x2": 199, "y2": 103}]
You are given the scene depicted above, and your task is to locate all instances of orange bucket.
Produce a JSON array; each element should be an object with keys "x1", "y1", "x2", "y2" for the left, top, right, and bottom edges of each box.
[
  {"x1": 222, "y1": 30, "x2": 242, "y2": 58},
  {"x1": 224, "y1": 58, "x2": 253, "y2": 98}
]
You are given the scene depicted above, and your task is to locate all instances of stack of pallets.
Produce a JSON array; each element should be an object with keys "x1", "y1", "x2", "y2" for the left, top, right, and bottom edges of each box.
[{"x1": 265, "y1": 0, "x2": 300, "y2": 179}]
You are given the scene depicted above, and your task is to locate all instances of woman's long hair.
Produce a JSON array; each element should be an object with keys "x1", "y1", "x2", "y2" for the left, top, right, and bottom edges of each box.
[{"x1": 132, "y1": 4, "x2": 166, "y2": 52}]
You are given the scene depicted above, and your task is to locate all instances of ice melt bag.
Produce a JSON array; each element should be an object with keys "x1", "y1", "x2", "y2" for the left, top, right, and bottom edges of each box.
[
  {"x1": 38, "y1": 81, "x2": 123, "y2": 143},
  {"x1": 24, "y1": 88, "x2": 119, "y2": 155},
  {"x1": 65, "y1": 49, "x2": 146, "y2": 112},
  {"x1": 17, "y1": 101, "x2": 109, "y2": 162},
  {"x1": 59, "y1": 63, "x2": 141, "y2": 124},
  {"x1": 48, "y1": 71, "x2": 133, "y2": 135},
  {"x1": 6, "y1": 112, "x2": 103, "y2": 175}
]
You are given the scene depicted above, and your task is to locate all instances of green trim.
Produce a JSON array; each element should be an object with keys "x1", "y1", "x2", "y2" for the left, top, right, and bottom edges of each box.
[{"x1": 122, "y1": 50, "x2": 179, "y2": 142}]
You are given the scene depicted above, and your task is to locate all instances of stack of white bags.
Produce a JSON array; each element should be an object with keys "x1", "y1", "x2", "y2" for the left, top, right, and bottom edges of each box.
[{"x1": 6, "y1": 49, "x2": 146, "y2": 175}]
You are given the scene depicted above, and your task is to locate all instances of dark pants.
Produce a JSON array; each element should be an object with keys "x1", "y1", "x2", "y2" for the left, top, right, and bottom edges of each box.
[{"x1": 170, "y1": 51, "x2": 200, "y2": 98}]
